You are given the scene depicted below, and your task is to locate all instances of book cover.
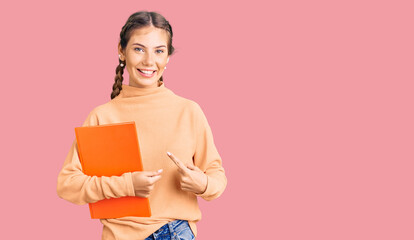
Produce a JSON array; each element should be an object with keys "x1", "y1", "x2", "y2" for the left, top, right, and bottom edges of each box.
[{"x1": 74, "y1": 121, "x2": 151, "y2": 219}]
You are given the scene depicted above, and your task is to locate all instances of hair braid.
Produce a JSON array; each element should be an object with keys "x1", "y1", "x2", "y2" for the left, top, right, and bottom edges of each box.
[{"x1": 110, "y1": 59, "x2": 125, "y2": 99}]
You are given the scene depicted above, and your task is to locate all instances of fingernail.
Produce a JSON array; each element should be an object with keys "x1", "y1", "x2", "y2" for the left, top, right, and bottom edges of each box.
[
  {"x1": 158, "y1": 169, "x2": 163, "y2": 173},
  {"x1": 166, "y1": 151, "x2": 171, "y2": 156}
]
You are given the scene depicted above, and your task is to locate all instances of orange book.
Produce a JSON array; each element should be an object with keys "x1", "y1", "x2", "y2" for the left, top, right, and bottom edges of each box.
[{"x1": 74, "y1": 121, "x2": 151, "y2": 219}]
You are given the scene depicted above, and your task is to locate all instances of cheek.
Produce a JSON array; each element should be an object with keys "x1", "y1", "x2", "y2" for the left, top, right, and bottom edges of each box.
[
  {"x1": 157, "y1": 58, "x2": 168, "y2": 68},
  {"x1": 127, "y1": 54, "x2": 141, "y2": 64}
]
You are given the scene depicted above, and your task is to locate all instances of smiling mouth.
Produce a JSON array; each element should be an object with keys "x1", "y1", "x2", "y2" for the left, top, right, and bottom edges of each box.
[{"x1": 137, "y1": 69, "x2": 156, "y2": 74}]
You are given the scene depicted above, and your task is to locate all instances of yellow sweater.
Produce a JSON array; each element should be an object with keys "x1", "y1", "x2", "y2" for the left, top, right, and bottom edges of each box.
[{"x1": 56, "y1": 82, "x2": 227, "y2": 240}]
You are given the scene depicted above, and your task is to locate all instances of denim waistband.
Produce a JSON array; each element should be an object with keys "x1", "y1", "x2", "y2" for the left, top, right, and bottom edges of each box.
[
  {"x1": 149, "y1": 219, "x2": 192, "y2": 239},
  {"x1": 154, "y1": 219, "x2": 187, "y2": 234}
]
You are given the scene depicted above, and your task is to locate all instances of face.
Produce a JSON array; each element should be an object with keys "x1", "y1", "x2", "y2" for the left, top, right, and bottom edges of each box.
[{"x1": 118, "y1": 26, "x2": 170, "y2": 88}]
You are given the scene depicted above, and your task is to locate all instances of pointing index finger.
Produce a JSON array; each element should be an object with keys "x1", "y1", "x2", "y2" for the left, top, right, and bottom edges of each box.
[{"x1": 167, "y1": 151, "x2": 186, "y2": 171}]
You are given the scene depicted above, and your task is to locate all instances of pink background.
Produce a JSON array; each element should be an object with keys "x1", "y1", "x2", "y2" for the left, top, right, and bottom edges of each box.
[{"x1": 1, "y1": 0, "x2": 413, "y2": 239}]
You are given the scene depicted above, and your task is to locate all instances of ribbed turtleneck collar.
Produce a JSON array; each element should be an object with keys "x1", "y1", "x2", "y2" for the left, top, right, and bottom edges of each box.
[{"x1": 119, "y1": 82, "x2": 169, "y2": 98}]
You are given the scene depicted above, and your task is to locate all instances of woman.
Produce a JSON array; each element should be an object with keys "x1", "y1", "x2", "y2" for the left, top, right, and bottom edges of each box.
[{"x1": 56, "y1": 11, "x2": 227, "y2": 240}]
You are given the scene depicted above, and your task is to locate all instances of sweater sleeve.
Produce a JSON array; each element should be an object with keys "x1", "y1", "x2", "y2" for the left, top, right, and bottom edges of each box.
[
  {"x1": 56, "y1": 108, "x2": 136, "y2": 205},
  {"x1": 192, "y1": 102, "x2": 227, "y2": 201}
]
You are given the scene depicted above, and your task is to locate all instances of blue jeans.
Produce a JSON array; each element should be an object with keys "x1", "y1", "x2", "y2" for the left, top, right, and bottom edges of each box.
[{"x1": 144, "y1": 220, "x2": 195, "y2": 240}]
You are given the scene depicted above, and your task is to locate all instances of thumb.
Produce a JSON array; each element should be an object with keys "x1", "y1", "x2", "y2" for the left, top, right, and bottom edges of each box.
[
  {"x1": 149, "y1": 174, "x2": 162, "y2": 183},
  {"x1": 145, "y1": 169, "x2": 163, "y2": 177},
  {"x1": 186, "y1": 164, "x2": 196, "y2": 170},
  {"x1": 186, "y1": 164, "x2": 202, "y2": 172}
]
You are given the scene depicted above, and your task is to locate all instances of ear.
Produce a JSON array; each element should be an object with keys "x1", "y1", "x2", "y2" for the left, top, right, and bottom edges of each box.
[
  {"x1": 118, "y1": 43, "x2": 124, "y2": 60},
  {"x1": 167, "y1": 57, "x2": 169, "y2": 63}
]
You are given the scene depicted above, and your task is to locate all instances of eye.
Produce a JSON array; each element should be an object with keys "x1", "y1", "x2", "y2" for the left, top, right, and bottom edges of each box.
[
  {"x1": 134, "y1": 47, "x2": 144, "y2": 52},
  {"x1": 156, "y1": 49, "x2": 164, "y2": 54}
]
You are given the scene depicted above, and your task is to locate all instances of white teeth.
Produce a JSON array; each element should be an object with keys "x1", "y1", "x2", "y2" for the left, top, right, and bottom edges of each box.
[{"x1": 139, "y1": 69, "x2": 155, "y2": 75}]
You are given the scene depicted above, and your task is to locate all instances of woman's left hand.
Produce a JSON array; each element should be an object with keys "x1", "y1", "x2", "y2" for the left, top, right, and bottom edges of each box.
[{"x1": 167, "y1": 152, "x2": 208, "y2": 195}]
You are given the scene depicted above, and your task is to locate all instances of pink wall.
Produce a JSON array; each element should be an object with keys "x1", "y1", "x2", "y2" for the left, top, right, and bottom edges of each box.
[{"x1": 1, "y1": 0, "x2": 413, "y2": 239}]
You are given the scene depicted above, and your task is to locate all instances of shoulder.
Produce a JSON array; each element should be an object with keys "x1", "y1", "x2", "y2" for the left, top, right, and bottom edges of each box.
[
  {"x1": 172, "y1": 94, "x2": 205, "y2": 115},
  {"x1": 167, "y1": 93, "x2": 209, "y2": 127},
  {"x1": 81, "y1": 100, "x2": 115, "y2": 126},
  {"x1": 91, "y1": 100, "x2": 114, "y2": 115},
  {"x1": 86, "y1": 101, "x2": 111, "y2": 117}
]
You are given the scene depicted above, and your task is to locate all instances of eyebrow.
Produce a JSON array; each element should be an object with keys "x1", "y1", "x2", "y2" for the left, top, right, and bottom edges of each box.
[{"x1": 132, "y1": 43, "x2": 166, "y2": 48}]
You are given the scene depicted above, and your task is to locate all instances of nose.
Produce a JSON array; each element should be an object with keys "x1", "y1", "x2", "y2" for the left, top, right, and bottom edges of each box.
[{"x1": 143, "y1": 51, "x2": 155, "y2": 66}]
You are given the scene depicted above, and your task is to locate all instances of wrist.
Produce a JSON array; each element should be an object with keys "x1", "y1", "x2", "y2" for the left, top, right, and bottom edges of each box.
[
  {"x1": 131, "y1": 172, "x2": 137, "y2": 189},
  {"x1": 199, "y1": 174, "x2": 208, "y2": 194}
]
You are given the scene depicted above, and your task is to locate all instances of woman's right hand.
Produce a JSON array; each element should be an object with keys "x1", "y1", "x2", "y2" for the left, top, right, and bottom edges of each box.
[{"x1": 131, "y1": 169, "x2": 163, "y2": 198}]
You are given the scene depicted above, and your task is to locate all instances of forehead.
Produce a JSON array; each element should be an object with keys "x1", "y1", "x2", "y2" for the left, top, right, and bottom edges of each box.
[{"x1": 128, "y1": 26, "x2": 169, "y2": 47}]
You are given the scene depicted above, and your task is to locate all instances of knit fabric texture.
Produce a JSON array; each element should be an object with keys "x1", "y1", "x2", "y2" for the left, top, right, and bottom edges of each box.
[{"x1": 56, "y1": 82, "x2": 227, "y2": 240}]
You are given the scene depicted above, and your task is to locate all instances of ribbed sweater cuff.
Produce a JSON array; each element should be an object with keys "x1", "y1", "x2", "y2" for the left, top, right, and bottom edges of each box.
[
  {"x1": 196, "y1": 175, "x2": 212, "y2": 199},
  {"x1": 124, "y1": 172, "x2": 135, "y2": 197}
]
